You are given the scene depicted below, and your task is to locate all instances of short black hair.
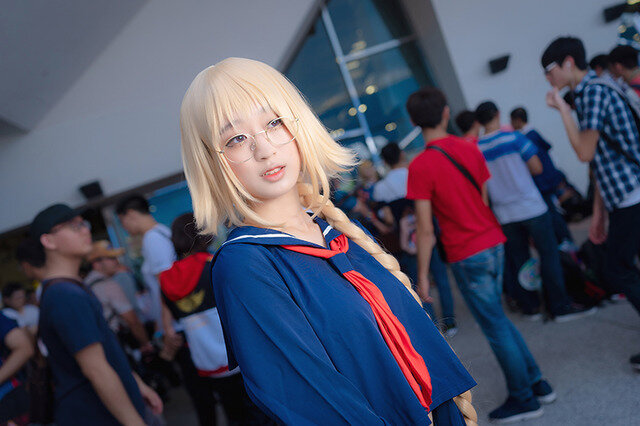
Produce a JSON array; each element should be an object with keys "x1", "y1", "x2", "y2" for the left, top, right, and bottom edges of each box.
[
  {"x1": 589, "y1": 54, "x2": 609, "y2": 70},
  {"x1": 115, "y1": 194, "x2": 150, "y2": 216},
  {"x1": 15, "y1": 238, "x2": 45, "y2": 268},
  {"x1": 475, "y1": 101, "x2": 499, "y2": 126},
  {"x1": 406, "y1": 87, "x2": 448, "y2": 129},
  {"x1": 454, "y1": 110, "x2": 476, "y2": 133},
  {"x1": 510, "y1": 107, "x2": 528, "y2": 123},
  {"x1": 2, "y1": 282, "x2": 25, "y2": 300},
  {"x1": 541, "y1": 36, "x2": 587, "y2": 70},
  {"x1": 170, "y1": 213, "x2": 213, "y2": 258},
  {"x1": 380, "y1": 142, "x2": 401, "y2": 167},
  {"x1": 608, "y1": 45, "x2": 639, "y2": 69}
]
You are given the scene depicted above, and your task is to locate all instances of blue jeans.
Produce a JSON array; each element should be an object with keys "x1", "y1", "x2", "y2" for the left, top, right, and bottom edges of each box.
[
  {"x1": 502, "y1": 212, "x2": 572, "y2": 315},
  {"x1": 451, "y1": 244, "x2": 541, "y2": 402},
  {"x1": 541, "y1": 192, "x2": 573, "y2": 244},
  {"x1": 401, "y1": 247, "x2": 455, "y2": 327}
]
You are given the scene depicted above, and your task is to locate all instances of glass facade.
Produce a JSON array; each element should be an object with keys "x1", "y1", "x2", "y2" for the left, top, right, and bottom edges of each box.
[{"x1": 285, "y1": 0, "x2": 435, "y2": 159}]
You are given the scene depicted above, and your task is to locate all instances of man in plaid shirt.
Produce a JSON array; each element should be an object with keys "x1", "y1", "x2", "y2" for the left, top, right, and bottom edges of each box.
[{"x1": 541, "y1": 37, "x2": 640, "y2": 371}]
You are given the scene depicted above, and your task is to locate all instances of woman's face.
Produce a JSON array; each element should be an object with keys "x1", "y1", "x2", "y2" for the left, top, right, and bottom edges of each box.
[{"x1": 219, "y1": 108, "x2": 301, "y2": 204}]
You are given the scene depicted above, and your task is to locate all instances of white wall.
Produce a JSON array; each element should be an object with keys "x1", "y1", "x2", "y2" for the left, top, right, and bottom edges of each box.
[
  {"x1": 429, "y1": 0, "x2": 622, "y2": 193},
  {"x1": 0, "y1": 0, "x2": 315, "y2": 233}
]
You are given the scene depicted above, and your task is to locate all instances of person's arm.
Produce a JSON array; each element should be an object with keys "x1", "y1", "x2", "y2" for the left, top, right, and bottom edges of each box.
[
  {"x1": 212, "y1": 245, "x2": 387, "y2": 425},
  {"x1": 119, "y1": 310, "x2": 151, "y2": 349},
  {"x1": 414, "y1": 200, "x2": 435, "y2": 304},
  {"x1": 0, "y1": 327, "x2": 33, "y2": 384},
  {"x1": 133, "y1": 372, "x2": 163, "y2": 415},
  {"x1": 546, "y1": 87, "x2": 601, "y2": 162},
  {"x1": 589, "y1": 183, "x2": 608, "y2": 244},
  {"x1": 75, "y1": 343, "x2": 145, "y2": 426},
  {"x1": 526, "y1": 155, "x2": 544, "y2": 176},
  {"x1": 481, "y1": 183, "x2": 490, "y2": 206}
]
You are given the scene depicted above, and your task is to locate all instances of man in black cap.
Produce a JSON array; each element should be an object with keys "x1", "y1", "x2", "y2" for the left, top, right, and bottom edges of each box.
[{"x1": 33, "y1": 204, "x2": 162, "y2": 425}]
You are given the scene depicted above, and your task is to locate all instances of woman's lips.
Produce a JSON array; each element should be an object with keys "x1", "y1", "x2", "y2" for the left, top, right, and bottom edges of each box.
[{"x1": 262, "y1": 165, "x2": 286, "y2": 181}]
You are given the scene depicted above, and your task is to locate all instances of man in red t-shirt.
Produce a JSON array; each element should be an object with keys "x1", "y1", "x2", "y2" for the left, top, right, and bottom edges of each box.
[{"x1": 406, "y1": 87, "x2": 555, "y2": 423}]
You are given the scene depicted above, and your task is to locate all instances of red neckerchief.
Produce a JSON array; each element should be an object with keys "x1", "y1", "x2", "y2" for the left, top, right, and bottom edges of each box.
[{"x1": 282, "y1": 234, "x2": 433, "y2": 410}]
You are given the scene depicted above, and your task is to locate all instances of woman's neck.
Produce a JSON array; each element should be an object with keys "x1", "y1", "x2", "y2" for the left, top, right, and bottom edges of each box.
[{"x1": 246, "y1": 188, "x2": 326, "y2": 246}]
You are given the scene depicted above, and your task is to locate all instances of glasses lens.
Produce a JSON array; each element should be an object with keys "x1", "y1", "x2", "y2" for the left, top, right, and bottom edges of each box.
[
  {"x1": 265, "y1": 117, "x2": 298, "y2": 146},
  {"x1": 223, "y1": 134, "x2": 254, "y2": 163}
]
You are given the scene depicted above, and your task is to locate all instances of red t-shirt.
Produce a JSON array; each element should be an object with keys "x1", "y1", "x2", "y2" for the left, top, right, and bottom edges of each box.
[{"x1": 407, "y1": 135, "x2": 506, "y2": 262}]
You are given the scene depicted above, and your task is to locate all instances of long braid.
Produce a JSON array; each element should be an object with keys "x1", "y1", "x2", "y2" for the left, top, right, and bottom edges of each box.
[
  {"x1": 297, "y1": 183, "x2": 420, "y2": 304},
  {"x1": 298, "y1": 183, "x2": 478, "y2": 425}
]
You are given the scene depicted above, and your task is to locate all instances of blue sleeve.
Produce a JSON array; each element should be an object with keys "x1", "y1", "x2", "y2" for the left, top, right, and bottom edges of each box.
[
  {"x1": 0, "y1": 313, "x2": 17, "y2": 343},
  {"x1": 48, "y1": 288, "x2": 101, "y2": 354},
  {"x1": 526, "y1": 130, "x2": 552, "y2": 152},
  {"x1": 212, "y1": 245, "x2": 387, "y2": 426},
  {"x1": 515, "y1": 133, "x2": 538, "y2": 161}
]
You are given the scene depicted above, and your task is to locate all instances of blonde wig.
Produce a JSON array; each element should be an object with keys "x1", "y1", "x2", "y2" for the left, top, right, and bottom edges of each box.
[{"x1": 179, "y1": 58, "x2": 476, "y2": 425}]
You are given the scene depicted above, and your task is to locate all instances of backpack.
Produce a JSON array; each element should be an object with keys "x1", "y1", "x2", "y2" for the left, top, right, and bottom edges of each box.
[{"x1": 559, "y1": 251, "x2": 606, "y2": 307}]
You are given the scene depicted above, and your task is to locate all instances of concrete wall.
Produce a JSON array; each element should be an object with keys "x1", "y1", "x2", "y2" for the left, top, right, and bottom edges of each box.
[
  {"x1": 428, "y1": 0, "x2": 622, "y2": 193},
  {"x1": 0, "y1": 0, "x2": 315, "y2": 233}
]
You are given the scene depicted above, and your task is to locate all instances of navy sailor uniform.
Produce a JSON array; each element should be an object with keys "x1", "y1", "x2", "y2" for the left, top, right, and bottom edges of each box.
[{"x1": 211, "y1": 216, "x2": 475, "y2": 425}]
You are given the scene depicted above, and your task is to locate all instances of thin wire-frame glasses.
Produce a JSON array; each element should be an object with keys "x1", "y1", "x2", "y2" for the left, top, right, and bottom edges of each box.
[{"x1": 218, "y1": 117, "x2": 299, "y2": 163}]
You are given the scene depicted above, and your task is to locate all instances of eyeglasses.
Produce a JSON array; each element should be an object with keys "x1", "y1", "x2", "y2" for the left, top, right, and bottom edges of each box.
[
  {"x1": 217, "y1": 117, "x2": 299, "y2": 163},
  {"x1": 50, "y1": 219, "x2": 92, "y2": 234},
  {"x1": 544, "y1": 62, "x2": 558, "y2": 75}
]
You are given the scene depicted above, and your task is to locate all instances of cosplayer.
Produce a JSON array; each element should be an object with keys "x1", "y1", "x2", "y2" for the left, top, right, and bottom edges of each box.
[{"x1": 179, "y1": 57, "x2": 477, "y2": 425}]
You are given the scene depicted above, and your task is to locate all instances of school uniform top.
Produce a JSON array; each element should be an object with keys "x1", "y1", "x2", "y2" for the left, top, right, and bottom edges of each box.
[{"x1": 211, "y1": 217, "x2": 475, "y2": 425}]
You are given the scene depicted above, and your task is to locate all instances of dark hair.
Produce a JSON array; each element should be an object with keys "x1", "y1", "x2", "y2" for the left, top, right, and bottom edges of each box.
[
  {"x1": 15, "y1": 238, "x2": 45, "y2": 268},
  {"x1": 380, "y1": 142, "x2": 401, "y2": 167},
  {"x1": 608, "y1": 45, "x2": 639, "y2": 69},
  {"x1": 170, "y1": 213, "x2": 213, "y2": 258},
  {"x1": 475, "y1": 101, "x2": 499, "y2": 126},
  {"x1": 406, "y1": 87, "x2": 448, "y2": 129},
  {"x1": 510, "y1": 107, "x2": 528, "y2": 123},
  {"x1": 115, "y1": 194, "x2": 150, "y2": 215},
  {"x1": 2, "y1": 282, "x2": 25, "y2": 300},
  {"x1": 454, "y1": 110, "x2": 476, "y2": 133},
  {"x1": 589, "y1": 54, "x2": 609, "y2": 71},
  {"x1": 541, "y1": 36, "x2": 587, "y2": 70}
]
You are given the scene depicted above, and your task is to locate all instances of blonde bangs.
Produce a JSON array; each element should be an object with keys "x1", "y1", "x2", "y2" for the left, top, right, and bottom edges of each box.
[{"x1": 180, "y1": 57, "x2": 357, "y2": 235}]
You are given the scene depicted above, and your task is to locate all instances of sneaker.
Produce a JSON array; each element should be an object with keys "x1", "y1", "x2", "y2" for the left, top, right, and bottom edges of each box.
[
  {"x1": 522, "y1": 310, "x2": 543, "y2": 322},
  {"x1": 532, "y1": 380, "x2": 557, "y2": 404},
  {"x1": 609, "y1": 293, "x2": 626, "y2": 303},
  {"x1": 443, "y1": 323, "x2": 458, "y2": 338},
  {"x1": 489, "y1": 396, "x2": 543, "y2": 423},
  {"x1": 630, "y1": 353, "x2": 640, "y2": 371},
  {"x1": 553, "y1": 305, "x2": 597, "y2": 323}
]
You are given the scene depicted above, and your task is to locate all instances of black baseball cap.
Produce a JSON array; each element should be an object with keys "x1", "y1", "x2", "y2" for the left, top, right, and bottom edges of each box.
[{"x1": 30, "y1": 204, "x2": 84, "y2": 239}]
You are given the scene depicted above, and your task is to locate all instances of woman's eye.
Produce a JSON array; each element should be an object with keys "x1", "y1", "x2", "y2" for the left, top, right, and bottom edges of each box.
[
  {"x1": 267, "y1": 118, "x2": 283, "y2": 129},
  {"x1": 226, "y1": 134, "x2": 247, "y2": 147}
]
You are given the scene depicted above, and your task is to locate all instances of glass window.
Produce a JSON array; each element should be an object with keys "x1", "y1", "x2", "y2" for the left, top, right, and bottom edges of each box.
[
  {"x1": 347, "y1": 42, "x2": 432, "y2": 153},
  {"x1": 287, "y1": 20, "x2": 359, "y2": 132},
  {"x1": 327, "y1": 0, "x2": 412, "y2": 55}
]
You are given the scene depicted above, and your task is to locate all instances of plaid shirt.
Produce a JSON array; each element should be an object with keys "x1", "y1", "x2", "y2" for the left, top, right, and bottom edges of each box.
[{"x1": 574, "y1": 71, "x2": 640, "y2": 210}]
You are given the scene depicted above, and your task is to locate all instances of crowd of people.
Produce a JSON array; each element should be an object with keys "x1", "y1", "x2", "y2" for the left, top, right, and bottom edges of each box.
[{"x1": 0, "y1": 34, "x2": 638, "y2": 425}]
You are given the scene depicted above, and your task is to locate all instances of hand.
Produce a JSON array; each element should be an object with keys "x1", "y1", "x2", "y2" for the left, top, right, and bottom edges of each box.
[
  {"x1": 416, "y1": 278, "x2": 434, "y2": 304},
  {"x1": 589, "y1": 212, "x2": 607, "y2": 244},
  {"x1": 545, "y1": 88, "x2": 568, "y2": 111},
  {"x1": 139, "y1": 381, "x2": 163, "y2": 415}
]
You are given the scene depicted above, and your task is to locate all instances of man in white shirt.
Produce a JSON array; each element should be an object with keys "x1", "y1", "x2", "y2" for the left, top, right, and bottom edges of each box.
[
  {"x1": 116, "y1": 195, "x2": 176, "y2": 332},
  {"x1": 2, "y1": 282, "x2": 39, "y2": 336}
]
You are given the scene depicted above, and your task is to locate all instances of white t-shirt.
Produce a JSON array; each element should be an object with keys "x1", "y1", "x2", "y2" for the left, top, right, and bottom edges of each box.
[
  {"x1": 372, "y1": 168, "x2": 409, "y2": 203},
  {"x1": 3, "y1": 305, "x2": 39, "y2": 328},
  {"x1": 141, "y1": 224, "x2": 176, "y2": 326}
]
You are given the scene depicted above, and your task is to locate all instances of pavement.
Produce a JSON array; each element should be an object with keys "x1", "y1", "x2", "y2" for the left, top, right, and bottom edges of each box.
[{"x1": 164, "y1": 220, "x2": 640, "y2": 425}]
